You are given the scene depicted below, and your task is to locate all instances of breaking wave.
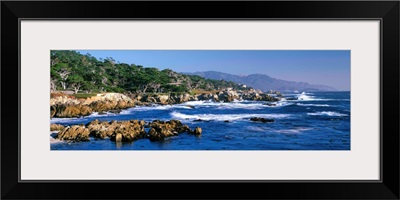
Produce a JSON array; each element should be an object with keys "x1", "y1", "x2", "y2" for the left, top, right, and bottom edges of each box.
[
  {"x1": 170, "y1": 111, "x2": 292, "y2": 122},
  {"x1": 307, "y1": 111, "x2": 348, "y2": 117}
]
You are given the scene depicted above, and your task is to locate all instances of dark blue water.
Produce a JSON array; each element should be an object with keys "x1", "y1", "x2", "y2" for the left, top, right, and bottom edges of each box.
[{"x1": 51, "y1": 92, "x2": 350, "y2": 150}]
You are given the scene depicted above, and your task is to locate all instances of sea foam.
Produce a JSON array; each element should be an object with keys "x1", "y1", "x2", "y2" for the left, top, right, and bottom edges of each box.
[
  {"x1": 307, "y1": 111, "x2": 348, "y2": 117},
  {"x1": 170, "y1": 111, "x2": 292, "y2": 122}
]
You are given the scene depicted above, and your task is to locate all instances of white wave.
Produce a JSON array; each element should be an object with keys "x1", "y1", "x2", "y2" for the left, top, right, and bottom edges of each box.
[
  {"x1": 182, "y1": 100, "x2": 212, "y2": 106},
  {"x1": 307, "y1": 111, "x2": 348, "y2": 117},
  {"x1": 50, "y1": 117, "x2": 82, "y2": 123},
  {"x1": 297, "y1": 103, "x2": 331, "y2": 107},
  {"x1": 217, "y1": 103, "x2": 264, "y2": 110},
  {"x1": 183, "y1": 100, "x2": 263, "y2": 110},
  {"x1": 89, "y1": 112, "x2": 113, "y2": 117},
  {"x1": 131, "y1": 104, "x2": 193, "y2": 111},
  {"x1": 297, "y1": 93, "x2": 315, "y2": 101},
  {"x1": 274, "y1": 128, "x2": 313, "y2": 134},
  {"x1": 50, "y1": 137, "x2": 64, "y2": 144},
  {"x1": 184, "y1": 100, "x2": 293, "y2": 110},
  {"x1": 246, "y1": 126, "x2": 268, "y2": 132},
  {"x1": 274, "y1": 102, "x2": 294, "y2": 107},
  {"x1": 170, "y1": 111, "x2": 292, "y2": 122},
  {"x1": 293, "y1": 93, "x2": 349, "y2": 102}
]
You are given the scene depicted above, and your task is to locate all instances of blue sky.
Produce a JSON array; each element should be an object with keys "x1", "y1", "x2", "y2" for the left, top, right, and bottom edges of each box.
[{"x1": 77, "y1": 50, "x2": 350, "y2": 91}]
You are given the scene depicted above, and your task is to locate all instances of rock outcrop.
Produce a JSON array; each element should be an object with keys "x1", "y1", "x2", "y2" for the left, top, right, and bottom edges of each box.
[
  {"x1": 250, "y1": 117, "x2": 275, "y2": 123},
  {"x1": 148, "y1": 120, "x2": 191, "y2": 141},
  {"x1": 50, "y1": 93, "x2": 135, "y2": 118},
  {"x1": 51, "y1": 90, "x2": 283, "y2": 118},
  {"x1": 51, "y1": 104, "x2": 93, "y2": 118},
  {"x1": 191, "y1": 127, "x2": 202, "y2": 136},
  {"x1": 242, "y1": 93, "x2": 279, "y2": 101},
  {"x1": 53, "y1": 119, "x2": 198, "y2": 143},
  {"x1": 86, "y1": 119, "x2": 146, "y2": 142},
  {"x1": 50, "y1": 123, "x2": 65, "y2": 131},
  {"x1": 56, "y1": 125, "x2": 90, "y2": 142}
]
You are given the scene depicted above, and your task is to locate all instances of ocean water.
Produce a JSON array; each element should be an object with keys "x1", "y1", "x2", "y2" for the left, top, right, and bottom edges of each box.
[{"x1": 51, "y1": 92, "x2": 350, "y2": 150}]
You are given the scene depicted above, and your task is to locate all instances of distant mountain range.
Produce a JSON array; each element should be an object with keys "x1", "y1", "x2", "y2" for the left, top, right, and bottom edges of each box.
[{"x1": 185, "y1": 71, "x2": 336, "y2": 92}]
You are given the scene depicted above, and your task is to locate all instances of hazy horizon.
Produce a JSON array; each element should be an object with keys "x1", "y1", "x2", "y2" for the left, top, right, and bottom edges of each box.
[{"x1": 77, "y1": 50, "x2": 350, "y2": 91}]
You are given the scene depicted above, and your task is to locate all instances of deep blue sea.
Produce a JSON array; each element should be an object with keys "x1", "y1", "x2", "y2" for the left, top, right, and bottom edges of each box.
[{"x1": 51, "y1": 92, "x2": 350, "y2": 150}]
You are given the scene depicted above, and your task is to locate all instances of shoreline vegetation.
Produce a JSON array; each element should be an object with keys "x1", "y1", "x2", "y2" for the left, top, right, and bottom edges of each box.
[{"x1": 50, "y1": 50, "x2": 286, "y2": 143}]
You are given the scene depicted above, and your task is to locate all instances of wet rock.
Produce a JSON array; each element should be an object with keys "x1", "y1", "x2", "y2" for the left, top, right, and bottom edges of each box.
[
  {"x1": 108, "y1": 109, "x2": 122, "y2": 114},
  {"x1": 250, "y1": 117, "x2": 274, "y2": 123},
  {"x1": 148, "y1": 120, "x2": 192, "y2": 141},
  {"x1": 87, "y1": 119, "x2": 114, "y2": 139},
  {"x1": 56, "y1": 125, "x2": 90, "y2": 142},
  {"x1": 263, "y1": 103, "x2": 277, "y2": 107},
  {"x1": 87, "y1": 119, "x2": 146, "y2": 141},
  {"x1": 50, "y1": 105, "x2": 57, "y2": 118},
  {"x1": 50, "y1": 124, "x2": 65, "y2": 131},
  {"x1": 115, "y1": 133, "x2": 122, "y2": 142},
  {"x1": 194, "y1": 127, "x2": 202, "y2": 136},
  {"x1": 109, "y1": 120, "x2": 146, "y2": 142}
]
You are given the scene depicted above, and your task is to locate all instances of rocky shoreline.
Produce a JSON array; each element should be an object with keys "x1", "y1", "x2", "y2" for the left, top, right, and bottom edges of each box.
[
  {"x1": 50, "y1": 89, "x2": 284, "y2": 118},
  {"x1": 51, "y1": 119, "x2": 202, "y2": 143},
  {"x1": 50, "y1": 89, "x2": 282, "y2": 143}
]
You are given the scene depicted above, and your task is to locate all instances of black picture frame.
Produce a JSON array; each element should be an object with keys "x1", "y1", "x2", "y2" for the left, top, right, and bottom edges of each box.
[{"x1": 1, "y1": 1, "x2": 399, "y2": 199}]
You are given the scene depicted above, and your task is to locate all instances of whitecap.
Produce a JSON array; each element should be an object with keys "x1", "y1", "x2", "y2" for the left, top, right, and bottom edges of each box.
[
  {"x1": 297, "y1": 93, "x2": 316, "y2": 101},
  {"x1": 246, "y1": 126, "x2": 268, "y2": 132},
  {"x1": 170, "y1": 111, "x2": 292, "y2": 122},
  {"x1": 307, "y1": 111, "x2": 348, "y2": 117},
  {"x1": 296, "y1": 103, "x2": 331, "y2": 107},
  {"x1": 274, "y1": 128, "x2": 313, "y2": 134}
]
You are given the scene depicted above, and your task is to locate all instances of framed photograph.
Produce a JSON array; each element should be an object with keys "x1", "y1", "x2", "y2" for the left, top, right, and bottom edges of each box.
[{"x1": 2, "y1": 1, "x2": 399, "y2": 199}]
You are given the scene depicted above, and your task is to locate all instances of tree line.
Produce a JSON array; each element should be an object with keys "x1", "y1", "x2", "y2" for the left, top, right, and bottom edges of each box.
[{"x1": 50, "y1": 50, "x2": 250, "y2": 94}]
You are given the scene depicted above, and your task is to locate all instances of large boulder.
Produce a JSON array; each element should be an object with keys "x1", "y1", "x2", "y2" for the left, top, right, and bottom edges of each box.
[
  {"x1": 86, "y1": 119, "x2": 146, "y2": 141},
  {"x1": 193, "y1": 127, "x2": 202, "y2": 136},
  {"x1": 50, "y1": 124, "x2": 65, "y2": 131},
  {"x1": 259, "y1": 94, "x2": 279, "y2": 102},
  {"x1": 86, "y1": 119, "x2": 115, "y2": 139},
  {"x1": 170, "y1": 93, "x2": 191, "y2": 104},
  {"x1": 110, "y1": 120, "x2": 146, "y2": 142},
  {"x1": 56, "y1": 125, "x2": 90, "y2": 142},
  {"x1": 218, "y1": 90, "x2": 240, "y2": 102},
  {"x1": 148, "y1": 120, "x2": 191, "y2": 141},
  {"x1": 52, "y1": 104, "x2": 93, "y2": 118},
  {"x1": 156, "y1": 95, "x2": 169, "y2": 105}
]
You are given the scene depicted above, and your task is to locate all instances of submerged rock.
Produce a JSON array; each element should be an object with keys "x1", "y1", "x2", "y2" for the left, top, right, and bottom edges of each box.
[{"x1": 250, "y1": 117, "x2": 274, "y2": 123}]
